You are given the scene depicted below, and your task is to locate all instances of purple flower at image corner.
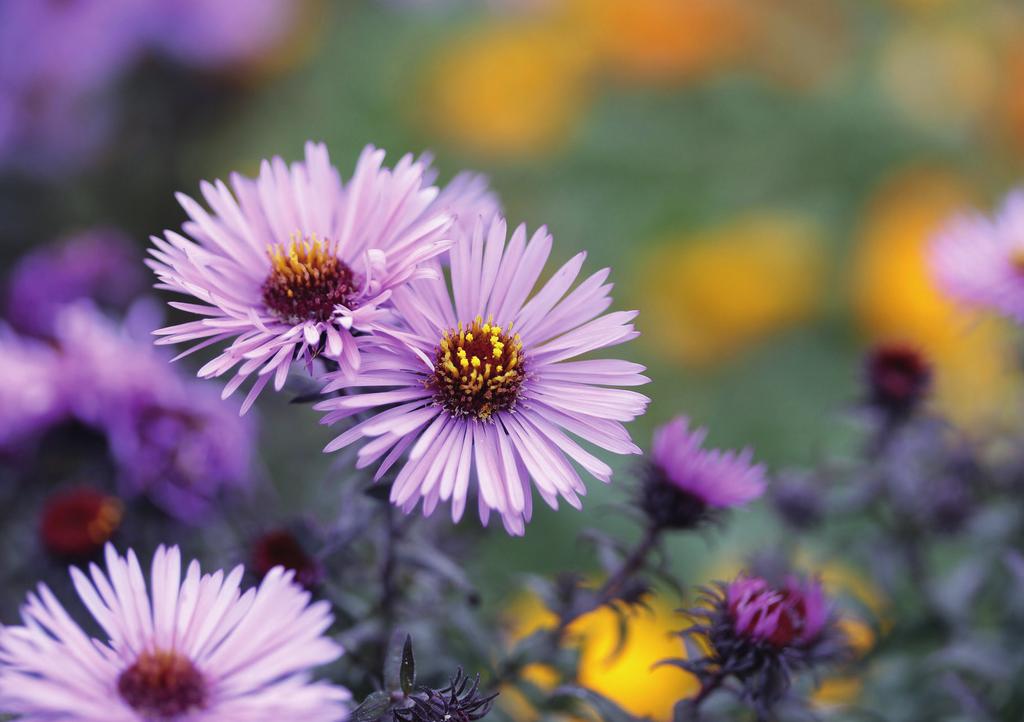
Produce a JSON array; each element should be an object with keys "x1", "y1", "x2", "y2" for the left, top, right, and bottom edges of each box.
[
  {"x1": 317, "y1": 214, "x2": 650, "y2": 535},
  {"x1": 640, "y1": 416, "x2": 766, "y2": 529},
  {"x1": 930, "y1": 188, "x2": 1024, "y2": 324},
  {"x1": 0, "y1": 0, "x2": 147, "y2": 173},
  {"x1": 0, "y1": 544, "x2": 350, "y2": 721},
  {"x1": 149, "y1": 0, "x2": 299, "y2": 68},
  {"x1": 0, "y1": 327, "x2": 67, "y2": 454},
  {"x1": 54, "y1": 302, "x2": 254, "y2": 522},
  {"x1": 4, "y1": 228, "x2": 146, "y2": 337},
  {"x1": 149, "y1": 141, "x2": 492, "y2": 413}
]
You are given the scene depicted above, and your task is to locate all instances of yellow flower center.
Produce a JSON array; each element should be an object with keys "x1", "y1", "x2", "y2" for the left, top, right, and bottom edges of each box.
[
  {"x1": 429, "y1": 316, "x2": 525, "y2": 420},
  {"x1": 261, "y1": 234, "x2": 357, "y2": 324}
]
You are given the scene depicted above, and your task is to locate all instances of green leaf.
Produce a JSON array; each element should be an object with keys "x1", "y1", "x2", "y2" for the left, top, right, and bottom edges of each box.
[
  {"x1": 352, "y1": 691, "x2": 393, "y2": 722},
  {"x1": 384, "y1": 630, "x2": 414, "y2": 694},
  {"x1": 400, "y1": 634, "x2": 416, "y2": 695},
  {"x1": 550, "y1": 685, "x2": 643, "y2": 722}
]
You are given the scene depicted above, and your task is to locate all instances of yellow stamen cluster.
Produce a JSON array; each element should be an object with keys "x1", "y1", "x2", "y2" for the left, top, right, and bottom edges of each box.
[
  {"x1": 429, "y1": 316, "x2": 525, "y2": 420},
  {"x1": 261, "y1": 234, "x2": 356, "y2": 324}
]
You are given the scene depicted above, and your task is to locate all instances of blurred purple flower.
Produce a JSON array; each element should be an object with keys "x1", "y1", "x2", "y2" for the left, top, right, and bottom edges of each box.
[
  {"x1": 641, "y1": 416, "x2": 766, "y2": 529},
  {"x1": 727, "y1": 574, "x2": 828, "y2": 648},
  {"x1": 0, "y1": 0, "x2": 145, "y2": 173},
  {"x1": 0, "y1": 327, "x2": 67, "y2": 454},
  {"x1": 318, "y1": 214, "x2": 649, "y2": 535},
  {"x1": 5, "y1": 228, "x2": 145, "y2": 337},
  {"x1": 149, "y1": 142, "x2": 467, "y2": 413},
  {"x1": 55, "y1": 303, "x2": 254, "y2": 522},
  {"x1": 0, "y1": 0, "x2": 307, "y2": 173},
  {"x1": 0, "y1": 545, "x2": 350, "y2": 721},
  {"x1": 931, "y1": 188, "x2": 1024, "y2": 324},
  {"x1": 421, "y1": 162, "x2": 502, "y2": 237},
  {"x1": 150, "y1": 0, "x2": 298, "y2": 68}
]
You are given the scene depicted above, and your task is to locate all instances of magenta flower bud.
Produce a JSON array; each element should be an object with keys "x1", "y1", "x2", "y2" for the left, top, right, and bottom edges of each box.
[
  {"x1": 641, "y1": 417, "x2": 766, "y2": 529},
  {"x1": 866, "y1": 344, "x2": 931, "y2": 418},
  {"x1": 727, "y1": 575, "x2": 828, "y2": 648}
]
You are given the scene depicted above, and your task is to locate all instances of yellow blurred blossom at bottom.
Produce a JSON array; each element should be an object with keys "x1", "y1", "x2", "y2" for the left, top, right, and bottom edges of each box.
[
  {"x1": 422, "y1": 22, "x2": 593, "y2": 158},
  {"x1": 852, "y1": 167, "x2": 1023, "y2": 431},
  {"x1": 635, "y1": 212, "x2": 825, "y2": 366},
  {"x1": 807, "y1": 559, "x2": 888, "y2": 710},
  {"x1": 573, "y1": 597, "x2": 699, "y2": 720},
  {"x1": 501, "y1": 590, "x2": 697, "y2": 721}
]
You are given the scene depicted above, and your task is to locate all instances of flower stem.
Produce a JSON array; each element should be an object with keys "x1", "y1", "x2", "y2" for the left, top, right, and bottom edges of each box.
[{"x1": 554, "y1": 523, "x2": 661, "y2": 639}]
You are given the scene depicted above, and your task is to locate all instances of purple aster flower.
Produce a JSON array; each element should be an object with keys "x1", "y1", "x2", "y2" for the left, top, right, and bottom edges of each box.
[
  {"x1": 0, "y1": 544, "x2": 350, "y2": 721},
  {"x1": 930, "y1": 188, "x2": 1024, "y2": 323},
  {"x1": 317, "y1": 215, "x2": 649, "y2": 535},
  {"x1": 4, "y1": 228, "x2": 145, "y2": 338},
  {"x1": 0, "y1": 327, "x2": 67, "y2": 455},
  {"x1": 149, "y1": 142, "x2": 464, "y2": 413},
  {"x1": 0, "y1": 0, "x2": 146, "y2": 173},
  {"x1": 149, "y1": 0, "x2": 298, "y2": 68},
  {"x1": 55, "y1": 303, "x2": 254, "y2": 522},
  {"x1": 420, "y1": 161, "x2": 501, "y2": 237},
  {"x1": 640, "y1": 416, "x2": 766, "y2": 529}
]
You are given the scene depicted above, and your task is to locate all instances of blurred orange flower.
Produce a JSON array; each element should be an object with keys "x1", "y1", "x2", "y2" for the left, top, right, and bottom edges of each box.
[
  {"x1": 564, "y1": 0, "x2": 748, "y2": 85},
  {"x1": 635, "y1": 212, "x2": 826, "y2": 366}
]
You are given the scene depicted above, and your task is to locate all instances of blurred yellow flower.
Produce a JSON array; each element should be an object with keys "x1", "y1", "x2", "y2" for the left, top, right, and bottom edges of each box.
[
  {"x1": 563, "y1": 0, "x2": 748, "y2": 85},
  {"x1": 422, "y1": 22, "x2": 593, "y2": 158},
  {"x1": 852, "y1": 167, "x2": 1023, "y2": 431},
  {"x1": 635, "y1": 212, "x2": 826, "y2": 366},
  {"x1": 501, "y1": 589, "x2": 697, "y2": 721},
  {"x1": 573, "y1": 597, "x2": 698, "y2": 720},
  {"x1": 809, "y1": 560, "x2": 887, "y2": 709}
]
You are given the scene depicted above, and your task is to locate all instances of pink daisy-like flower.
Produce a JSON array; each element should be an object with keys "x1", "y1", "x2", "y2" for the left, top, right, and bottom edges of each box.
[
  {"x1": 0, "y1": 327, "x2": 67, "y2": 455},
  {"x1": 640, "y1": 416, "x2": 766, "y2": 529},
  {"x1": 148, "y1": 141, "x2": 471, "y2": 413},
  {"x1": 930, "y1": 188, "x2": 1024, "y2": 324},
  {"x1": 317, "y1": 215, "x2": 649, "y2": 535},
  {"x1": 0, "y1": 544, "x2": 349, "y2": 721}
]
